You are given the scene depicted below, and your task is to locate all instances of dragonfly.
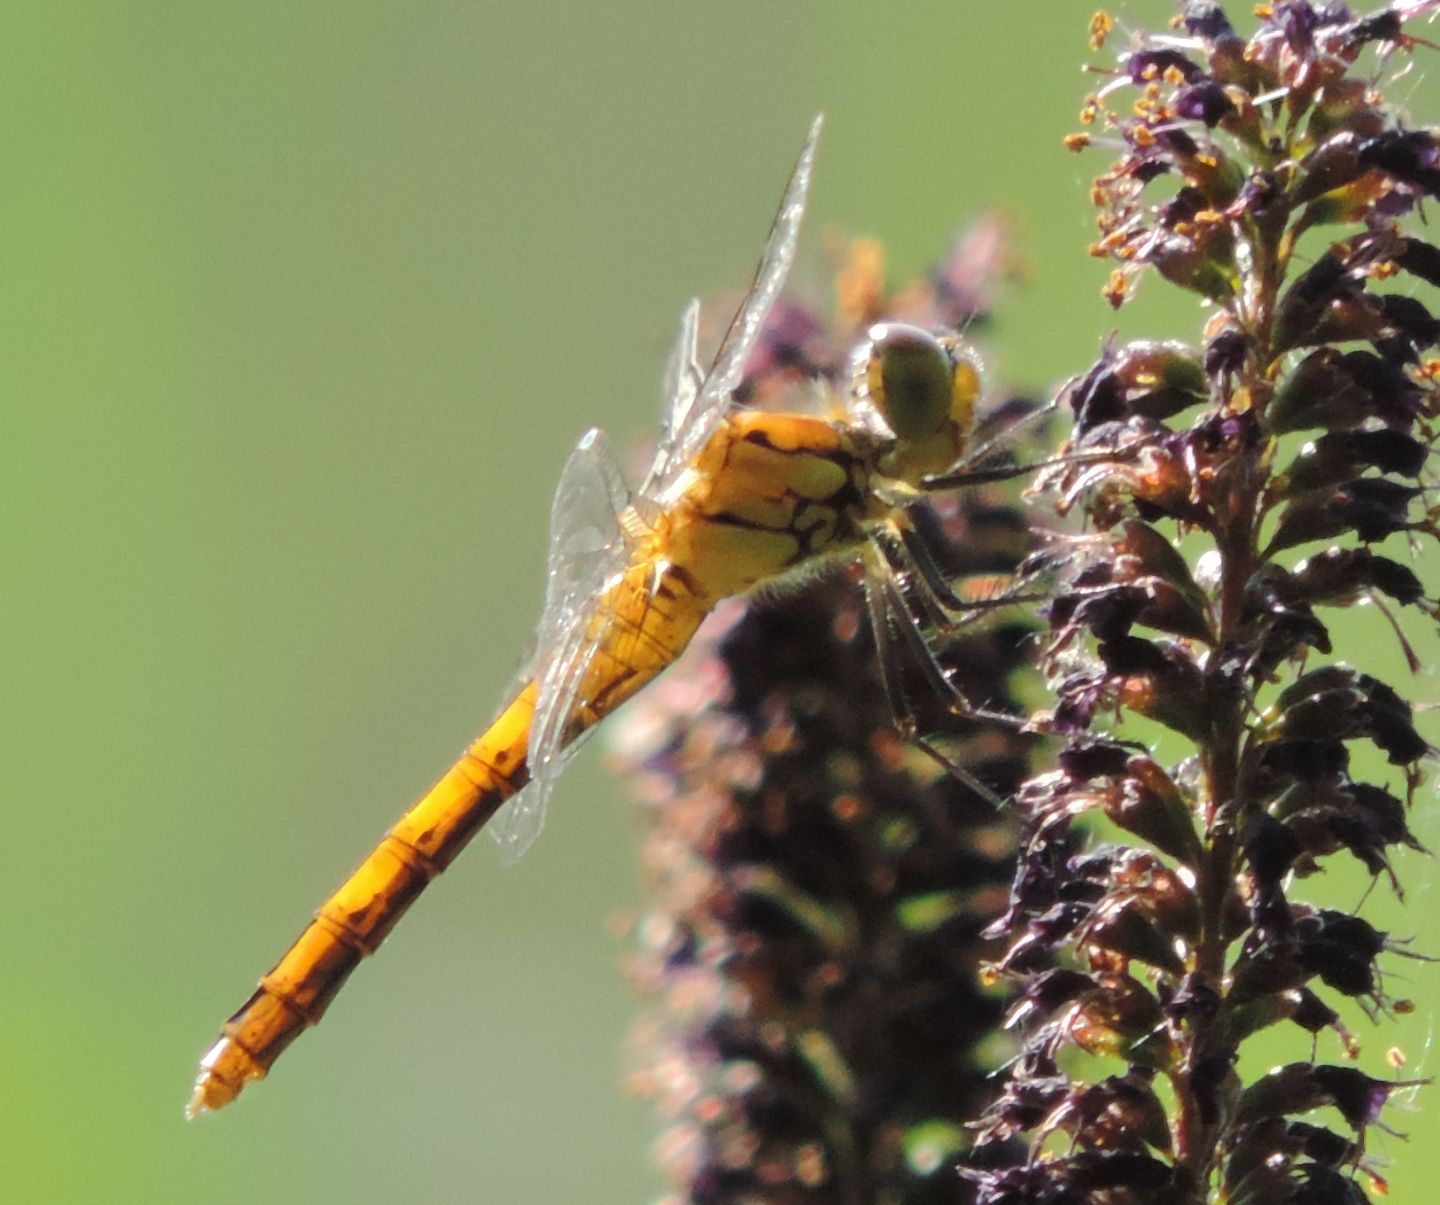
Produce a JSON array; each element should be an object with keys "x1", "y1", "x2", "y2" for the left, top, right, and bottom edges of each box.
[{"x1": 189, "y1": 113, "x2": 1028, "y2": 1117}]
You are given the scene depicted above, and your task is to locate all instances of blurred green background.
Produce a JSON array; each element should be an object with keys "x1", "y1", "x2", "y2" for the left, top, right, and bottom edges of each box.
[{"x1": 5, "y1": 2, "x2": 1438, "y2": 1202}]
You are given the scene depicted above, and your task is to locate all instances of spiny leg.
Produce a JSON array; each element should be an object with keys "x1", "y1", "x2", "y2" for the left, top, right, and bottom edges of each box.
[
  {"x1": 871, "y1": 539, "x2": 1030, "y2": 732},
  {"x1": 863, "y1": 549, "x2": 1019, "y2": 809},
  {"x1": 872, "y1": 519, "x2": 1050, "y2": 624},
  {"x1": 919, "y1": 415, "x2": 1150, "y2": 493}
]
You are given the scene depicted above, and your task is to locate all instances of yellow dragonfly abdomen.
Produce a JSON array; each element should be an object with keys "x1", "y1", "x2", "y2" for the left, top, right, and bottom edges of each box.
[
  {"x1": 190, "y1": 686, "x2": 535, "y2": 1114},
  {"x1": 189, "y1": 412, "x2": 879, "y2": 1115}
]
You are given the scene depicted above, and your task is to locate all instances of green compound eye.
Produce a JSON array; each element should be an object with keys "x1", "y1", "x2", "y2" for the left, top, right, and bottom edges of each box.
[
  {"x1": 866, "y1": 323, "x2": 955, "y2": 443},
  {"x1": 865, "y1": 322, "x2": 979, "y2": 448}
]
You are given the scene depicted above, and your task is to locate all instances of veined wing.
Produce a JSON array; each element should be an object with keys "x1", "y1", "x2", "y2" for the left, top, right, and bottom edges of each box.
[
  {"x1": 640, "y1": 299, "x2": 701, "y2": 502},
  {"x1": 489, "y1": 426, "x2": 634, "y2": 861},
  {"x1": 492, "y1": 114, "x2": 823, "y2": 859},
  {"x1": 645, "y1": 113, "x2": 823, "y2": 500}
]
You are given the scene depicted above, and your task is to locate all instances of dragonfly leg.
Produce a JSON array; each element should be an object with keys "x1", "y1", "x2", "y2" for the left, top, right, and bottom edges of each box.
[
  {"x1": 919, "y1": 440, "x2": 1149, "y2": 493},
  {"x1": 879, "y1": 549, "x2": 1028, "y2": 729},
  {"x1": 863, "y1": 559, "x2": 1013, "y2": 809},
  {"x1": 876, "y1": 520, "x2": 1051, "y2": 622}
]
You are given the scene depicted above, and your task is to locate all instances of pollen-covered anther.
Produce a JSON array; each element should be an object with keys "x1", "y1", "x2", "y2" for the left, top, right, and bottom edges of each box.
[{"x1": 1089, "y1": 10, "x2": 1114, "y2": 51}]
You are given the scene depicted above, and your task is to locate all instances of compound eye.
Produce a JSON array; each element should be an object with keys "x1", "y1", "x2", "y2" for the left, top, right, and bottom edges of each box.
[{"x1": 865, "y1": 323, "x2": 955, "y2": 442}]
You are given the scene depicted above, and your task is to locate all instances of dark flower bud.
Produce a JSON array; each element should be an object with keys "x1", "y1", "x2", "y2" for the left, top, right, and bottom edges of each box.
[
  {"x1": 1229, "y1": 946, "x2": 1308, "y2": 1028},
  {"x1": 1158, "y1": 185, "x2": 1208, "y2": 228},
  {"x1": 1004, "y1": 899, "x2": 1094, "y2": 969},
  {"x1": 1237, "y1": 1063, "x2": 1403, "y2": 1132},
  {"x1": 974, "y1": 1068, "x2": 1069, "y2": 1143},
  {"x1": 1251, "y1": 613, "x2": 1334, "y2": 677},
  {"x1": 1068, "y1": 1074, "x2": 1174, "y2": 1154},
  {"x1": 1067, "y1": 844, "x2": 1126, "y2": 888},
  {"x1": 1113, "y1": 520, "x2": 1213, "y2": 634},
  {"x1": 1156, "y1": 126, "x2": 1202, "y2": 160},
  {"x1": 1038, "y1": 418, "x2": 1195, "y2": 525},
  {"x1": 1288, "y1": 987, "x2": 1344, "y2": 1036},
  {"x1": 1233, "y1": 170, "x2": 1288, "y2": 240},
  {"x1": 1067, "y1": 973, "x2": 1170, "y2": 1063},
  {"x1": 1182, "y1": 3, "x2": 1237, "y2": 41},
  {"x1": 1148, "y1": 228, "x2": 1237, "y2": 303},
  {"x1": 1268, "y1": 347, "x2": 1420, "y2": 434},
  {"x1": 1357, "y1": 674, "x2": 1430, "y2": 764},
  {"x1": 1015, "y1": 968, "x2": 1096, "y2": 1016},
  {"x1": 1306, "y1": 291, "x2": 1402, "y2": 350},
  {"x1": 1117, "y1": 342, "x2": 1210, "y2": 416},
  {"x1": 1059, "y1": 740, "x2": 1131, "y2": 780},
  {"x1": 1103, "y1": 756, "x2": 1202, "y2": 862},
  {"x1": 1271, "y1": 253, "x2": 1355, "y2": 354},
  {"x1": 1293, "y1": 131, "x2": 1367, "y2": 204},
  {"x1": 1358, "y1": 129, "x2": 1440, "y2": 196},
  {"x1": 1072, "y1": 581, "x2": 1202, "y2": 644},
  {"x1": 1345, "y1": 780, "x2": 1421, "y2": 849},
  {"x1": 1244, "y1": 809, "x2": 1304, "y2": 889},
  {"x1": 1097, "y1": 637, "x2": 1210, "y2": 741},
  {"x1": 1307, "y1": 72, "x2": 1389, "y2": 145},
  {"x1": 1379, "y1": 292, "x2": 1440, "y2": 350},
  {"x1": 968, "y1": 1151, "x2": 1178, "y2": 1203},
  {"x1": 1299, "y1": 175, "x2": 1401, "y2": 233},
  {"x1": 1062, "y1": 341, "x2": 1208, "y2": 431},
  {"x1": 1082, "y1": 863, "x2": 1198, "y2": 978},
  {"x1": 1289, "y1": 547, "x2": 1426, "y2": 607},
  {"x1": 1270, "y1": 775, "x2": 1421, "y2": 880},
  {"x1": 1083, "y1": 898, "x2": 1191, "y2": 978},
  {"x1": 1225, "y1": 1118, "x2": 1364, "y2": 1203},
  {"x1": 1251, "y1": 737, "x2": 1352, "y2": 788},
  {"x1": 1276, "y1": 0, "x2": 1321, "y2": 48},
  {"x1": 1287, "y1": 1120, "x2": 1359, "y2": 1167},
  {"x1": 1267, "y1": 666, "x2": 1428, "y2": 763},
  {"x1": 1265, "y1": 477, "x2": 1421, "y2": 554},
  {"x1": 1275, "y1": 428, "x2": 1427, "y2": 494},
  {"x1": 1337, "y1": 10, "x2": 1403, "y2": 52},
  {"x1": 1395, "y1": 235, "x2": 1440, "y2": 287},
  {"x1": 1205, "y1": 326, "x2": 1248, "y2": 377},
  {"x1": 1063, "y1": 360, "x2": 1126, "y2": 430},
  {"x1": 1295, "y1": 909, "x2": 1386, "y2": 997},
  {"x1": 1175, "y1": 81, "x2": 1238, "y2": 127}
]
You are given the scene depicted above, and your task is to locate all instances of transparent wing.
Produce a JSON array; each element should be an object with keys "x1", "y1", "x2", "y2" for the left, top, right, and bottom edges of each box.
[
  {"x1": 490, "y1": 427, "x2": 634, "y2": 861},
  {"x1": 647, "y1": 113, "x2": 823, "y2": 498},
  {"x1": 492, "y1": 114, "x2": 823, "y2": 857},
  {"x1": 640, "y1": 298, "x2": 702, "y2": 498}
]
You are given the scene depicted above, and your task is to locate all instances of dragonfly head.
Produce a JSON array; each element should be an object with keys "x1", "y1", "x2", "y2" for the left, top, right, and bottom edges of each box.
[{"x1": 855, "y1": 323, "x2": 981, "y2": 487}]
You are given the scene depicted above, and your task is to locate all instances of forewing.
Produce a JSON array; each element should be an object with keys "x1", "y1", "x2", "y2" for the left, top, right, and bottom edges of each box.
[
  {"x1": 489, "y1": 427, "x2": 633, "y2": 861},
  {"x1": 649, "y1": 114, "x2": 823, "y2": 496},
  {"x1": 641, "y1": 299, "x2": 702, "y2": 498},
  {"x1": 492, "y1": 115, "x2": 823, "y2": 856}
]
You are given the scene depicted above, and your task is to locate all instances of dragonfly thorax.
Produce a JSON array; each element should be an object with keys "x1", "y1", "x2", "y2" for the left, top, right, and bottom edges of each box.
[{"x1": 853, "y1": 322, "x2": 981, "y2": 488}]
